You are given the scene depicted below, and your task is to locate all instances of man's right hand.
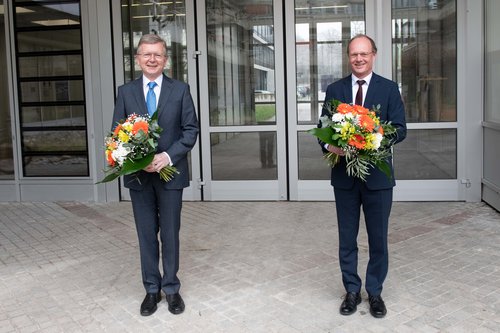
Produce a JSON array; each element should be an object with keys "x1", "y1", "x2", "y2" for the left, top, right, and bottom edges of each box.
[{"x1": 326, "y1": 144, "x2": 345, "y2": 156}]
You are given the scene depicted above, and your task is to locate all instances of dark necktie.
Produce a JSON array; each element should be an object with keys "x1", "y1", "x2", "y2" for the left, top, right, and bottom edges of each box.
[
  {"x1": 355, "y1": 80, "x2": 365, "y2": 106},
  {"x1": 146, "y1": 81, "x2": 157, "y2": 116}
]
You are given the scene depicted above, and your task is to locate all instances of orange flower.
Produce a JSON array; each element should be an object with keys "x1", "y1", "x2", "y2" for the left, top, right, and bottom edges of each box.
[
  {"x1": 378, "y1": 126, "x2": 384, "y2": 135},
  {"x1": 106, "y1": 140, "x2": 117, "y2": 150},
  {"x1": 113, "y1": 124, "x2": 122, "y2": 136},
  {"x1": 353, "y1": 105, "x2": 369, "y2": 115},
  {"x1": 106, "y1": 150, "x2": 115, "y2": 167},
  {"x1": 132, "y1": 120, "x2": 149, "y2": 135},
  {"x1": 348, "y1": 134, "x2": 366, "y2": 149},
  {"x1": 337, "y1": 103, "x2": 354, "y2": 114},
  {"x1": 359, "y1": 114, "x2": 375, "y2": 132}
]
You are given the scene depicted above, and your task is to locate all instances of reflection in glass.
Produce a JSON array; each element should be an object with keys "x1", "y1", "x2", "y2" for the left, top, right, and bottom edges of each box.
[
  {"x1": 0, "y1": 1, "x2": 14, "y2": 179},
  {"x1": 120, "y1": 0, "x2": 188, "y2": 83},
  {"x1": 211, "y1": 132, "x2": 277, "y2": 180},
  {"x1": 485, "y1": 0, "x2": 500, "y2": 123},
  {"x1": 13, "y1": 2, "x2": 80, "y2": 28},
  {"x1": 14, "y1": 0, "x2": 89, "y2": 177},
  {"x1": 22, "y1": 106, "x2": 86, "y2": 127},
  {"x1": 206, "y1": 0, "x2": 275, "y2": 126},
  {"x1": 23, "y1": 155, "x2": 88, "y2": 177},
  {"x1": 393, "y1": 129, "x2": 456, "y2": 179},
  {"x1": 23, "y1": 130, "x2": 87, "y2": 152},
  {"x1": 295, "y1": 1, "x2": 365, "y2": 125},
  {"x1": 18, "y1": 55, "x2": 82, "y2": 77},
  {"x1": 120, "y1": 0, "x2": 191, "y2": 181},
  {"x1": 298, "y1": 132, "x2": 330, "y2": 180},
  {"x1": 392, "y1": 0, "x2": 457, "y2": 122},
  {"x1": 20, "y1": 80, "x2": 84, "y2": 103},
  {"x1": 17, "y1": 30, "x2": 81, "y2": 52}
]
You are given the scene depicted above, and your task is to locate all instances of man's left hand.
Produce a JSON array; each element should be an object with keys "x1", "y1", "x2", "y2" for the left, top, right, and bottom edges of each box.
[{"x1": 145, "y1": 152, "x2": 171, "y2": 173}]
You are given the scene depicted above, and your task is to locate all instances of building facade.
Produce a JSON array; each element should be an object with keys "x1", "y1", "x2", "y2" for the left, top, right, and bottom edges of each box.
[{"x1": 0, "y1": 0, "x2": 498, "y2": 210}]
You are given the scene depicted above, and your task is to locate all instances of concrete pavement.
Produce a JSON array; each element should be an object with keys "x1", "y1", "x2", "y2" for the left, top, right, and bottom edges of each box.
[{"x1": 0, "y1": 200, "x2": 499, "y2": 332}]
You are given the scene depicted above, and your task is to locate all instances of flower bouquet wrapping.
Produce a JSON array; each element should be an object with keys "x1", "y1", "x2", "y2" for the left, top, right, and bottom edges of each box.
[
  {"x1": 98, "y1": 111, "x2": 178, "y2": 184},
  {"x1": 308, "y1": 99, "x2": 397, "y2": 181}
]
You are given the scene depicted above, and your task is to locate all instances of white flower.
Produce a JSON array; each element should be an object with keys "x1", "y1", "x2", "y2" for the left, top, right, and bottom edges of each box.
[
  {"x1": 331, "y1": 113, "x2": 344, "y2": 122},
  {"x1": 372, "y1": 133, "x2": 383, "y2": 149},
  {"x1": 344, "y1": 112, "x2": 355, "y2": 120},
  {"x1": 111, "y1": 143, "x2": 130, "y2": 166}
]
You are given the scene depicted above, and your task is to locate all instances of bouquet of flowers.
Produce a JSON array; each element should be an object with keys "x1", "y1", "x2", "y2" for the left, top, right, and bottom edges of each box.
[
  {"x1": 98, "y1": 111, "x2": 178, "y2": 183},
  {"x1": 308, "y1": 99, "x2": 397, "y2": 181}
]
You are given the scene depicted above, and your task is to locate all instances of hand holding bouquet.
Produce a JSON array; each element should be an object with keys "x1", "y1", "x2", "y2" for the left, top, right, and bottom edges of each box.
[
  {"x1": 309, "y1": 99, "x2": 397, "y2": 181},
  {"x1": 98, "y1": 111, "x2": 178, "y2": 184}
]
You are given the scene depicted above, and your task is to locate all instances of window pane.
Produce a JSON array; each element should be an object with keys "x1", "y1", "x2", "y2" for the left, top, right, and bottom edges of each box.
[
  {"x1": 23, "y1": 130, "x2": 87, "y2": 152},
  {"x1": 20, "y1": 80, "x2": 84, "y2": 103},
  {"x1": 22, "y1": 106, "x2": 85, "y2": 127},
  {"x1": 14, "y1": 2, "x2": 80, "y2": 28},
  {"x1": 393, "y1": 129, "x2": 456, "y2": 179},
  {"x1": 206, "y1": 0, "x2": 275, "y2": 126},
  {"x1": 485, "y1": 0, "x2": 500, "y2": 123},
  {"x1": 18, "y1": 55, "x2": 82, "y2": 77},
  {"x1": 298, "y1": 131, "x2": 330, "y2": 180},
  {"x1": 120, "y1": 1, "x2": 188, "y2": 82},
  {"x1": 392, "y1": 0, "x2": 457, "y2": 122},
  {"x1": 15, "y1": 0, "x2": 77, "y2": 2},
  {"x1": 23, "y1": 155, "x2": 88, "y2": 177},
  {"x1": 14, "y1": 0, "x2": 88, "y2": 177},
  {"x1": 0, "y1": 1, "x2": 14, "y2": 179},
  {"x1": 211, "y1": 132, "x2": 277, "y2": 180},
  {"x1": 17, "y1": 29, "x2": 81, "y2": 52},
  {"x1": 302, "y1": 129, "x2": 457, "y2": 181},
  {"x1": 295, "y1": 0, "x2": 365, "y2": 126}
]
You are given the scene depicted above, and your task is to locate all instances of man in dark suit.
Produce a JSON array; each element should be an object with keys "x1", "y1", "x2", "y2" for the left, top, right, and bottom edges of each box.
[
  {"x1": 112, "y1": 34, "x2": 199, "y2": 316},
  {"x1": 319, "y1": 34, "x2": 406, "y2": 318}
]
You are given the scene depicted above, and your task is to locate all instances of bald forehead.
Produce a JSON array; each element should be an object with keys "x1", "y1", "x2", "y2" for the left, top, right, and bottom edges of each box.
[{"x1": 349, "y1": 37, "x2": 374, "y2": 53}]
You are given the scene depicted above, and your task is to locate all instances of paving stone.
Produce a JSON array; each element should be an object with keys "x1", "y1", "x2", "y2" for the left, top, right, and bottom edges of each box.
[{"x1": 0, "y1": 201, "x2": 499, "y2": 332}]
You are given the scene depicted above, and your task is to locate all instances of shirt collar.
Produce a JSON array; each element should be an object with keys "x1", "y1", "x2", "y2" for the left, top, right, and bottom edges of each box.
[
  {"x1": 142, "y1": 75, "x2": 163, "y2": 88},
  {"x1": 352, "y1": 72, "x2": 373, "y2": 87}
]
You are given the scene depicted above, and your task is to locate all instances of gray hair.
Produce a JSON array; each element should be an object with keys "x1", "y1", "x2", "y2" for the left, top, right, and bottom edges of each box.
[{"x1": 137, "y1": 34, "x2": 167, "y2": 55}]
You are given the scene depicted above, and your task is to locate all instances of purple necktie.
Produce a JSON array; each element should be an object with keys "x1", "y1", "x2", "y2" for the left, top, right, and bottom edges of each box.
[{"x1": 355, "y1": 80, "x2": 365, "y2": 106}]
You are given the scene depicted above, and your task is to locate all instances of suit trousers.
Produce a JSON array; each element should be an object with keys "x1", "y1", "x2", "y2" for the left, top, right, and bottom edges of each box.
[
  {"x1": 129, "y1": 176, "x2": 183, "y2": 295},
  {"x1": 334, "y1": 180, "x2": 393, "y2": 296}
]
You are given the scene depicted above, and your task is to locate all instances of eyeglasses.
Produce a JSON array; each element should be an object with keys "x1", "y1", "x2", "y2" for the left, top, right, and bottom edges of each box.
[
  {"x1": 349, "y1": 52, "x2": 373, "y2": 59},
  {"x1": 137, "y1": 53, "x2": 165, "y2": 60}
]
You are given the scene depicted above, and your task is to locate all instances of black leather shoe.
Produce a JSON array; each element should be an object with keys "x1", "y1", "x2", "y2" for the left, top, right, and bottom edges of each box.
[
  {"x1": 340, "y1": 292, "x2": 361, "y2": 315},
  {"x1": 140, "y1": 291, "x2": 161, "y2": 316},
  {"x1": 166, "y1": 293, "x2": 185, "y2": 315},
  {"x1": 368, "y1": 295, "x2": 387, "y2": 318}
]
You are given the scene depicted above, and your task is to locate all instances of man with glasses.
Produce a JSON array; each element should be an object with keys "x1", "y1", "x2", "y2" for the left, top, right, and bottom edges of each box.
[
  {"x1": 319, "y1": 34, "x2": 407, "y2": 318},
  {"x1": 112, "y1": 34, "x2": 199, "y2": 316}
]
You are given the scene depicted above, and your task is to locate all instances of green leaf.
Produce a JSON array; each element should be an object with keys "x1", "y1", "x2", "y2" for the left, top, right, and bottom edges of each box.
[
  {"x1": 375, "y1": 160, "x2": 393, "y2": 181},
  {"x1": 147, "y1": 138, "x2": 156, "y2": 148},
  {"x1": 150, "y1": 110, "x2": 159, "y2": 121},
  {"x1": 96, "y1": 172, "x2": 121, "y2": 184},
  {"x1": 121, "y1": 153, "x2": 154, "y2": 175},
  {"x1": 308, "y1": 127, "x2": 336, "y2": 145}
]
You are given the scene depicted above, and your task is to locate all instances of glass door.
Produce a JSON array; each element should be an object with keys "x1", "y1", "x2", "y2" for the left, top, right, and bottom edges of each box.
[
  {"x1": 390, "y1": 0, "x2": 460, "y2": 200},
  {"x1": 197, "y1": 0, "x2": 287, "y2": 200},
  {"x1": 0, "y1": 0, "x2": 17, "y2": 201},
  {"x1": 197, "y1": 0, "x2": 465, "y2": 201},
  {"x1": 287, "y1": 0, "x2": 366, "y2": 200},
  {"x1": 116, "y1": 0, "x2": 201, "y2": 200},
  {"x1": 287, "y1": 0, "x2": 462, "y2": 201}
]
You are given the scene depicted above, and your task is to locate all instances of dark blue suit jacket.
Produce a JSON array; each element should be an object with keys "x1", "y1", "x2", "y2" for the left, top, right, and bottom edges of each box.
[
  {"x1": 112, "y1": 74, "x2": 199, "y2": 190},
  {"x1": 321, "y1": 73, "x2": 407, "y2": 190}
]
